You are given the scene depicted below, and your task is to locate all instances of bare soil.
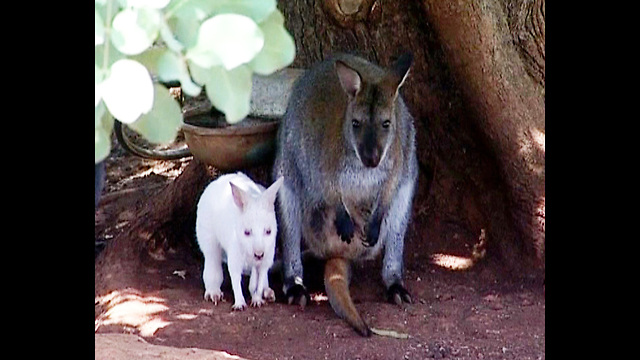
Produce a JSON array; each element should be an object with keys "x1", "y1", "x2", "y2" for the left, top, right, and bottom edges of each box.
[{"x1": 95, "y1": 140, "x2": 544, "y2": 360}]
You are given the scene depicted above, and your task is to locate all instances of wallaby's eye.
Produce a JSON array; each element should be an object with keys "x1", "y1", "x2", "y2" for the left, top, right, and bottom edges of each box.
[
  {"x1": 352, "y1": 119, "x2": 361, "y2": 128},
  {"x1": 382, "y1": 120, "x2": 391, "y2": 129},
  {"x1": 244, "y1": 229, "x2": 251, "y2": 236},
  {"x1": 265, "y1": 228, "x2": 272, "y2": 235}
]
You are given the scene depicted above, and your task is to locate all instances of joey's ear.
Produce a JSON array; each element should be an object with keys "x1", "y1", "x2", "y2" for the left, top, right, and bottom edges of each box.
[
  {"x1": 261, "y1": 176, "x2": 284, "y2": 207},
  {"x1": 335, "y1": 61, "x2": 361, "y2": 98},
  {"x1": 230, "y1": 182, "x2": 249, "y2": 211},
  {"x1": 390, "y1": 52, "x2": 413, "y2": 90}
]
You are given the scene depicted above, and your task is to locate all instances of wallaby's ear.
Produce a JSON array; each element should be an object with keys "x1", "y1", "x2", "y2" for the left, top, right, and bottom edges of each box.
[
  {"x1": 390, "y1": 52, "x2": 413, "y2": 90},
  {"x1": 335, "y1": 61, "x2": 361, "y2": 98},
  {"x1": 261, "y1": 176, "x2": 284, "y2": 207},
  {"x1": 230, "y1": 182, "x2": 249, "y2": 211}
]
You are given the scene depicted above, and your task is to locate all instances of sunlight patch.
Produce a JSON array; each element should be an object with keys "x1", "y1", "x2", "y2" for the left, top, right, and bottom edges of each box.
[
  {"x1": 531, "y1": 128, "x2": 545, "y2": 152},
  {"x1": 95, "y1": 288, "x2": 171, "y2": 337},
  {"x1": 310, "y1": 292, "x2": 329, "y2": 303},
  {"x1": 430, "y1": 229, "x2": 487, "y2": 271},
  {"x1": 429, "y1": 253, "x2": 475, "y2": 270},
  {"x1": 176, "y1": 313, "x2": 198, "y2": 320}
]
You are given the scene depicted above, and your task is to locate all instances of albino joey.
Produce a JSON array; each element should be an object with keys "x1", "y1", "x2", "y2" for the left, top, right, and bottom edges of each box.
[{"x1": 196, "y1": 172, "x2": 284, "y2": 310}]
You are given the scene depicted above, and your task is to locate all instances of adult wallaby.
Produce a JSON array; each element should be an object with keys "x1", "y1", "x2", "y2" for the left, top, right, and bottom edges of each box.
[{"x1": 273, "y1": 53, "x2": 417, "y2": 336}]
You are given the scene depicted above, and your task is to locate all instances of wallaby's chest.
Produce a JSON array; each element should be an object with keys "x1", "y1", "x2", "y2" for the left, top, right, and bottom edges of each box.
[{"x1": 337, "y1": 163, "x2": 387, "y2": 204}]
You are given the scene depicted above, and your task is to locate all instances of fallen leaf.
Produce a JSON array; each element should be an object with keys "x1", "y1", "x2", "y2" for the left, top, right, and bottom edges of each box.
[
  {"x1": 173, "y1": 270, "x2": 186, "y2": 279},
  {"x1": 370, "y1": 328, "x2": 410, "y2": 339}
]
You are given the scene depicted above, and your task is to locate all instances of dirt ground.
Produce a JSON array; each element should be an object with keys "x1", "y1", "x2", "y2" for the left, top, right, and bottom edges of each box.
[{"x1": 95, "y1": 139, "x2": 545, "y2": 360}]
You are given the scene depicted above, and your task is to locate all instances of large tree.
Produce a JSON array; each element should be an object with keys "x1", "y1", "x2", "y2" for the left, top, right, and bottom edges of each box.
[
  {"x1": 276, "y1": 0, "x2": 544, "y2": 272},
  {"x1": 97, "y1": 0, "x2": 544, "y2": 279}
]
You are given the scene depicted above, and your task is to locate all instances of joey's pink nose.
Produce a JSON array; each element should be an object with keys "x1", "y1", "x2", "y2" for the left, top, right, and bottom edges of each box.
[{"x1": 254, "y1": 252, "x2": 264, "y2": 260}]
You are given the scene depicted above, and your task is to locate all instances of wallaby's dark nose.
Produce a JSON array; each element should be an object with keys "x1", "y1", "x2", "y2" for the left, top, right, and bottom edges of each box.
[
  {"x1": 254, "y1": 252, "x2": 264, "y2": 260},
  {"x1": 361, "y1": 152, "x2": 380, "y2": 168},
  {"x1": 360, "y1": 146, "x2": 381, "y2": 168},
  {"x1": 360, "y1": 127, "x2": 381, "y2": 168}
]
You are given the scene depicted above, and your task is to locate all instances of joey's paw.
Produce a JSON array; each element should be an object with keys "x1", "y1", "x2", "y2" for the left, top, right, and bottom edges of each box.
[
  {"x1": 251, "y1": 297, "x2": 266, "y2": 308},
  {"x1": 334, "y1": 210, "x2": 355, "y2": 243},
  {"x1": 204, "y1": 289, "x2": 224, "y2": 305},
  {"x1": 231, "y1": 301, "x2": 248, "y2": 311},
  {"x1": 263, "y1": 287, "x2": 276, "y2": 302},
  {"x1": 387, "y1": 283, "x2": 412, "y2": 305},
  {"x1": 285, "y1": 284, "x2": 310, "y2": 309}
]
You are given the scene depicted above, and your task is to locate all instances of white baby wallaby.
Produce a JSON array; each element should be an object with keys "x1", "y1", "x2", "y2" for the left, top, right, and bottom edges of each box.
[{"x1": 196, "y1": 172, "x2": 284, "y2": 311}]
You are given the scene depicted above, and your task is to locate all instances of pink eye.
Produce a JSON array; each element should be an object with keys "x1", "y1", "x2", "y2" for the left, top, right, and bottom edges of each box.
[
  {"x1": 265, "y1": 228, "x2": 271, "y2": 235},
  {"x1": 244, "y1": 230, "x2": 251, "y2": 236}
]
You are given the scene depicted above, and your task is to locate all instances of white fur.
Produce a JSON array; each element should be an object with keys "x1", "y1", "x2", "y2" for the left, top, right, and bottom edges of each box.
[{"x1": 195, "y1": 172, "x2": 284, "y2": 310}]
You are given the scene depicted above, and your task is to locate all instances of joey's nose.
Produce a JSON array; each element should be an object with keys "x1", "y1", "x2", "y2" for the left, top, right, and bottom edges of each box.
[{"x1": 254, "y1": 252, "x2": 264, "y2": 261}]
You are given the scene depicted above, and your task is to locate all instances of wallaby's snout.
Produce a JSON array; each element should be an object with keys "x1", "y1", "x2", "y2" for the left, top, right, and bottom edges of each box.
[
  {"x1": 254, "y1": 251, "x2": 264, "y2": 261},
  {"x1": 359, "y1": 143, "x2": 381, "y2": 168},
  {"x1": 358, "y1": 127, "x2": 382, "y2": 168},
  {"x1": 360, "y1": 148, "x2": 380, "y2": 168}
]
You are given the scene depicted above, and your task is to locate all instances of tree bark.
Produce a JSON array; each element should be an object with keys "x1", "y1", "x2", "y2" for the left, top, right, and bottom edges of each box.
[
  {"x1": 280, "y1": 0, "x2": 545, "y2": 272},
  {"x1": 421, "y1": 0, "x2": 545, "y2": 269}
]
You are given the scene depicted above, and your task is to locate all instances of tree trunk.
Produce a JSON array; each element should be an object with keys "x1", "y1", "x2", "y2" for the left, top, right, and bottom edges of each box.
[
  {"x1": 96, "y1": 0, "x2": 545, "y2": 278},
  {"x1": 280, "y1": 0, "x2": 545, "y2": 273},
  {"x1": 421, "y1": 0, "x2": 545, "y2": 270}
]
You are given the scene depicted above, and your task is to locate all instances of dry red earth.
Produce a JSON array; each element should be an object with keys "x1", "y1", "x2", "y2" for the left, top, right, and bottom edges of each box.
[{"x1": 95, "y1": 143, "x2": 544, "y2": 359}]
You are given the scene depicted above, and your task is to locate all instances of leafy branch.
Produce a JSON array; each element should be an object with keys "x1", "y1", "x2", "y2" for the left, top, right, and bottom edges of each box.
[{"x1": 95, "y1": 0, "x2": 296, "y2": 163}]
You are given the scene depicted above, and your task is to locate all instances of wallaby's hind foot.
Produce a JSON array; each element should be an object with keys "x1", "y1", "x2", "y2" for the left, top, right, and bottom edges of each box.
[
  {"x1": 387, "y1": 283, "x2": 412, "y2": 306},
  {"x1": 324, "y1": 258, "x2": 372, "y2": 337},
  {"x1": 285, "y1": 283, "x2": 309, "y2": 308}
]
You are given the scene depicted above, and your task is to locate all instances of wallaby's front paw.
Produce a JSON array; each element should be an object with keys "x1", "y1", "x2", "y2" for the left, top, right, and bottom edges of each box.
[
  {"x1": 285, "y1": 284, "x2": 310, "y2": 309},
  {"x1": 263, "y1": 287, "x2": 276, "y2": 302},
  {"x1": 364, "y1": 208, "x2": 384, "y2": 247},
  {"x1": 334, "y1": 208, "x2": 355, "y2": 243},
  {"x1": 204, "y1": 289, "x2": 224, "y2": 304},
  {"x1": 232, "y1": 301, "x2": 248, "y2": 311},
  {"x1": 364, "y1": 218, "x2": 381, "y2": 247},
  {"x1": 387, "y1": 283, "x2": 412, "y2": 305}
]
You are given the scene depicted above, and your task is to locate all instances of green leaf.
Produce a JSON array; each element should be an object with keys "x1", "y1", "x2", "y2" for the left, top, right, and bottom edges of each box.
[
  {"x1": 95, "y1": 42, "x2": 126, "y2": 70},
  {"x1": 95, "y1": 64, "x2": 105, "y2": 106},
  {"x1": 185, "y1": 13, "x2": 264, "y2": 70},
  {"x1": 128, "y1": 84, "x2": 183, "y2": 143},
  {"x1": 156, "y1": 50, "x2": 183, "y2": 81},
  {"x1": 186, "y1": 59, "x2": 209, "y2": 86},
  {"x1": 101, "y1": 59, "x2": 154, "y2": 123},
  {"x1": 209, "y1": 0, "x2": 276, "y2": 24},
  {"x1": 95, "y1": 9, "x2": 105, "y2": 45},
  {"x1": 129, "y1": 46, "x2": 164, "y2": 75},
  {"x1": 127, "y1": 0, "x2": 170, "y2": 8},
  {"x1": 158, "y1": 18, "x2": 184, "y2": 53},
  {"x1": 95, "y1": 63, "x2": 104, "y2": 85},
  {"x1": 179, "y1": 75, "x2": 202, "y2": 96},
  {"x1": 200, "y1": 65, "x2": 252, "y2": 123},
  {"x1": 156, "y1": 50, "x2": 202, "y2": 96},
  {"x1": 166, "y1": 3, "x2": 209, "y2": 49},
  {"x1": 95, "y1": 99, "x2": 106, "y2": 128},
  {"x1": 95, "y1": 102, "x2": 113, "y2": 163},
  {"x1": 249, "y1": 10, "x2": 295, "y2": 75},
  {"x1": 95, "y1": 126, "x2": 111, "y2": 163},
  {"x1": 111, "y1": 7, "x2": 161, "y2": 55}
]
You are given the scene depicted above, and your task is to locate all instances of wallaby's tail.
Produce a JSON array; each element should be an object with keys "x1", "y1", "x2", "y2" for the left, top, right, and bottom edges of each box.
[{"x1": 324, "y1": 258, "x2": 372, "y2": 337}]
